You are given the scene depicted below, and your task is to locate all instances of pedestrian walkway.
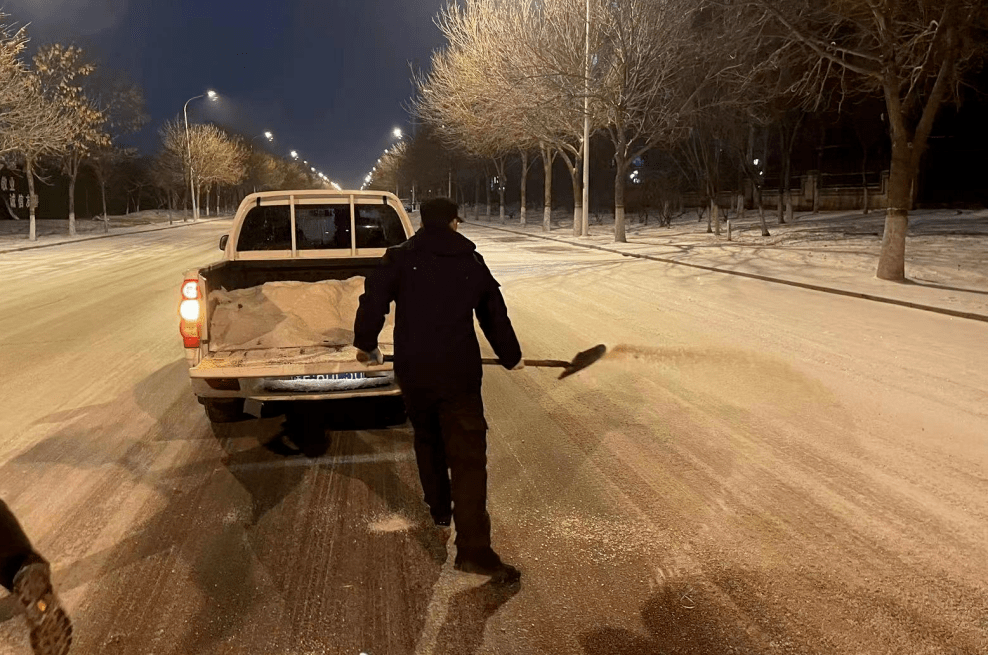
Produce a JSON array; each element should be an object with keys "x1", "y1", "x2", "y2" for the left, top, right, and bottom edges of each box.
[{"x1": 466, "y1": 210, "x2": 988, "y2": 323}]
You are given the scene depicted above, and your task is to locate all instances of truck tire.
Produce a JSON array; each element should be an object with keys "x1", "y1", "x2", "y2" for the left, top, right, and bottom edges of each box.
[{"x1": 202, "y1": 398, "x2": 247, "y2": 423}]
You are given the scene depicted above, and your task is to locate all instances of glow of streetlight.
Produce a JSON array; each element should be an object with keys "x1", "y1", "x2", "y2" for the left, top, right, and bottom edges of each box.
[
  {"x1": 393, "y1": 128, "x2": 403, "y2": 139},
  {"x1": 311, "y1": 167, "x2": 316, "y2": 173},
  {"x1": 207, "y1": 90, "x2": 218, "y2": 100},
  {"x1": 290, "y1": 151, "x2": 298, "y2": 159},
  {"x1": 264, "y1": 131, "x2": 273, "y2": 140}
]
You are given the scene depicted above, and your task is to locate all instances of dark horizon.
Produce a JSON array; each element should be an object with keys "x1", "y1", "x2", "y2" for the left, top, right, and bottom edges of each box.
[{"x1": 3, "y1": 0, "x2": 446, "y2": 189}]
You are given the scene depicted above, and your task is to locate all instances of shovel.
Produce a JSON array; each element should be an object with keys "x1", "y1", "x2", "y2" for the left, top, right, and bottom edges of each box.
[
  {"x1": 496, "y1": 343, "x2": 607, "y2": 379},
  {"x1": 384, "y1": 344, "x2": 607, "y2": 380}
]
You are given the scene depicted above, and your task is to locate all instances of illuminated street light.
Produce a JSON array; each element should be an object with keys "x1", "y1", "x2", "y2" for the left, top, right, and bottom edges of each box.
[
  {"x1": 290, "y1": 151, "x2": 298, "y2": 159},
  {"x1": 393, "y1": 127, "x2": 403, "y2": 139},
  {"x1": 183, "y1": 89, "x2": 219, "y2": 221}
]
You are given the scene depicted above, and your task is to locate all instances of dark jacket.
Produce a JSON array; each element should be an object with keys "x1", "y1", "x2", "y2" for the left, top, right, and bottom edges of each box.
[{"x1": 353, "y1": 226, "x2": 521, "y2": 393}]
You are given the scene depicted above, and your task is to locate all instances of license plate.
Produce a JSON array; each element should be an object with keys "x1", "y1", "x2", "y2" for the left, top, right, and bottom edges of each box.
[
  {"x1": 262, "y1": 371, "x2": 392, "y2": 392},
  {"x1": 290, "y1": 373, "x2": 365, "y2": 382}
]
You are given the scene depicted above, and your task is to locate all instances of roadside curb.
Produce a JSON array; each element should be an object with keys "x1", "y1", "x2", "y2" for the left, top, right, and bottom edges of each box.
[
  {"x1": 469, "y1": 221, "x2": 988, "y2": 324},
  {"x1": 0, "y1": 216, "x2": 231, "y2": 254}
]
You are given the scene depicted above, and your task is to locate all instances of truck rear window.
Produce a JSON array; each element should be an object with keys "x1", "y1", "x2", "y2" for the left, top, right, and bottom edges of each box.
[
  {"x1": 238, "y1": 205, "x2": 292, "y2": 251},
  {"x1": 355, "y1": 205, "x2": 407, "y2": 248},
  {"x1": 296, "y1": 204, "x2": 352, "y2": 249}
]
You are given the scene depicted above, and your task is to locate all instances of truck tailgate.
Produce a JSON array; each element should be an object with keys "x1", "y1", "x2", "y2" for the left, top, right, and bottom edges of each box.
[{"x1": 189, "y1": 344, "x2": 395, "y2": 379}]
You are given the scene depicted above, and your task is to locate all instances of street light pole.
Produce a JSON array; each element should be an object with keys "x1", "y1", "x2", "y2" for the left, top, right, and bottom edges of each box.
[
  {"x1": 250, "y1": 132, "x2": 273, "y2": 193},
  {"x1": 183, "y1": 90, "x2": 217, "y2": 222},
  {"x1": 183, "y1": 95, "x2": 202, "y2": 222},
  {"x1": 580, "y1": 0, "x2": 590, "y2": 237}
]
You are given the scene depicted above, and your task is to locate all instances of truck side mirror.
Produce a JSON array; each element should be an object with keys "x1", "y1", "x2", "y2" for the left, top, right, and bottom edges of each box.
[{"x1": 219, "y1": 234, "x2": 228, "y2": 250}]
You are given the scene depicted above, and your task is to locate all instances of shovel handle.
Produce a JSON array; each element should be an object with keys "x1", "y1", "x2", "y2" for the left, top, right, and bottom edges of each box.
[
  {"x1": 382, "y1": 354, "x2": 569, "y2": 369},
  {"x1": 481, "y1": 358, "x2": 569, "y2": 368}
]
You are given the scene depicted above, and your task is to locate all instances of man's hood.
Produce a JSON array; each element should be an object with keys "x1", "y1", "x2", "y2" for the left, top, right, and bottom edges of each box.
[{"x1": 412, "y1": 227, "x2": 477, "y2": 256}]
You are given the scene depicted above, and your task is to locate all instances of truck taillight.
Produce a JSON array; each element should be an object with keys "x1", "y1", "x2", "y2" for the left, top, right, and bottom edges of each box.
[{"x1": 179, "y1": 278, "x2": 203, "y2": 348}]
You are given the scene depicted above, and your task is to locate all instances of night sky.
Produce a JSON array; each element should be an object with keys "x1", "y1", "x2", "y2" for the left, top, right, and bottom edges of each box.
[{"x1": 5, "y1": 0, "x2": 448, "y2": 188}]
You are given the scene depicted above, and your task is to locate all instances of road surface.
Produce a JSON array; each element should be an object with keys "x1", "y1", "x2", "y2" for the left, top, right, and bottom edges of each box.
[{"x1": 0, "y1": 219, "x2": 985, "y2": 654}]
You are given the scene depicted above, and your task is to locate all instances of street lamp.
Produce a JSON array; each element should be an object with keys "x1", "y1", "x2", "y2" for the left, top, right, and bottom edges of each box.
[
  {"x1": 290, "y1": 150, "x2": 298, "y2": 159},
  {"x1": 249, "y1": 132, "x2": 275, "y2": 193},
  {"x1": 184, "y1": 89, "x2": 219, "y2": 221},
  {"x1": 393, "y1": 127, "x2": 403, "y2": 139}
]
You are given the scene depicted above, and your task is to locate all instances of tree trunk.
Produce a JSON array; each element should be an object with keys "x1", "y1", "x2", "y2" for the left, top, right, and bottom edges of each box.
[
  {"x1": 614, "y1": 154, "x2": 627, "y2": 243},
  {"x1": 100, "y1": 181, "x2": 109, "y2": 233},
  {"x1": 570, "y1": 163, "x2": 582, "y2": 236},
  {"x1": 706, "y1": 197, "x2": 713, "y2": 233},
  {"x1": 68, "y1": 169, "x2": 77, "y2": 237},
  {"x1": 26, "y1": 156, "x2": 37, "y2": 241},
  {"x1": 485, "y1": 177, "x2": 491, "y2": 219},
  {"x1": 778, "y1": 125, "x2": 786, "y2": 224},
  {"x1": 757, "y1": 190, "x2": 770, "y2": 237},
  {"x1": 862, "y1": 149, "x2": 870, "y2": 214},
  {"x1": 542, "y1": 145, "x2": 553, "y2": 232},
  {"x1": 781, "y1": 149, "x2": 792, "y2": 224},
  {"x1": 520, "y1": 150, "x2": 528, "y2": 226},
  {"x1": 474, "y1": 177, "x2": 480, "y2": 220},
  {"x1": 876, "y1": 136, "x2": 912, "y2": 281},
  {"x1": 714, "y1": 201, "x2": 721, "y2": 236},
  {"x1": 499, "y1": 183, "x2": 506, "y2": 222},
  {"x1": 493, "y1": 157, "x2": 506, "y2": 223}
]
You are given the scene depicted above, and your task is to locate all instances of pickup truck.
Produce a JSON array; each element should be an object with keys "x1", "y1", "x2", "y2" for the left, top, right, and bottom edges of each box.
[{"x1": 179, "y1": 189, "x2": 414, "y2": 438}]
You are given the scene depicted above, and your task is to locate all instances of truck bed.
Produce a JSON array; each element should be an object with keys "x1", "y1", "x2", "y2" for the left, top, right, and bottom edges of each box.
[{"x1": 189, "y1": 344, "x2": 395, "y2": 379}]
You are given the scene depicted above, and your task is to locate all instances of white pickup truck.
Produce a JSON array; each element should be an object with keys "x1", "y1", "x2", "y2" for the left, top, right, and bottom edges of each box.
[{"x1": 179, "y1": 190, "x2": 414, "y2": 437}]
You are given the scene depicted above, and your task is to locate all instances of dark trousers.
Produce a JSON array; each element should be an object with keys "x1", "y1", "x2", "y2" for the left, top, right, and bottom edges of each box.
[
  {"x1": 0, "y1": 499, "x2": 44, "y2": 592},
  {"x1": 402, "y1": 388, "x2": 492, "y2": 554}
]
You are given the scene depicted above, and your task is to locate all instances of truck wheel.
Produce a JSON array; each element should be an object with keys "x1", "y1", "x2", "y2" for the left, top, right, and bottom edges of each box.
[{"x1": 202, "y1": 398, "x2": 247, "y2": 423}]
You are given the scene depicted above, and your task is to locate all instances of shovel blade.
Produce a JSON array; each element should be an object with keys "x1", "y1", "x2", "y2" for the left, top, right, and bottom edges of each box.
[{"x1": 559, "y1": 344, "x2": 607, "y2": 379}]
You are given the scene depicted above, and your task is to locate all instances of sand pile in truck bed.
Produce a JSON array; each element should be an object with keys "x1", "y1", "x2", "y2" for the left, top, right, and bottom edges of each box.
[{"x1": 207, "y1": 277, "x2": 395, "y2": 352}]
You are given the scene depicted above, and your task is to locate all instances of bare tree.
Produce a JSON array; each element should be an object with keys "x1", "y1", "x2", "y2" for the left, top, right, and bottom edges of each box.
[
  {"x1": 34, "y1": 44, "x2": 108, "y2": 236},
  {"x1": 0, "y1": 18, "x2": 74, "y2": 241},
  {"x1": 89, "y1": 145, "x2": 132, "y2": 230},
  {"x1": 748, "y1": 0, "x2": 988, "y2": 280},
  {"x1": 592, "y1": 0, "x2": 720, "y2": 242}
]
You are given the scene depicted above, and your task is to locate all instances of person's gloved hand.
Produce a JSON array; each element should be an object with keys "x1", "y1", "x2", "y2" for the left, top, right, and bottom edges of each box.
[
  {"x1": 511, "y1": 357, "x2": 525, "y2": 371},
  {"x1": 356, "y1": 347, "x2": 383, "y2": 366}
]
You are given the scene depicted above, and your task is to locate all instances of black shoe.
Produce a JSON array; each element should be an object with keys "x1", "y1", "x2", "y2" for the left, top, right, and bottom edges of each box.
[
  {"x1": 13, "y1": 563, "x2": 72, "y2": 655},
  {"x1": 454, "y1": 548, "x2": 521, "y2": 583}
]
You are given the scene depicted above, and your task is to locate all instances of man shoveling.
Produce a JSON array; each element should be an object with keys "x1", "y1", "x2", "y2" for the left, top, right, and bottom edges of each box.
[{"x1": 353, "y1": 197, "x2": 524, "y2": 583}]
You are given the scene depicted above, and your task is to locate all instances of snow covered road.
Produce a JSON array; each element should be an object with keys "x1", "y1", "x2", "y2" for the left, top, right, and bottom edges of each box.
[{"x1": 0, "y1": 218, "x2": 985, "y2": 654}]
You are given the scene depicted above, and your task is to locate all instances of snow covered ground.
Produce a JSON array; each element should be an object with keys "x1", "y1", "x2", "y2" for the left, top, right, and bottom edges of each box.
[
  {"x1": 464, "y1": 206, "x2": 988, "y2": 318},
  {"x1": 0, "y1": 219, "x2": 985, "y2": 653},
  {"x1": 0, "y1": 210, "x2": 229, "y2": 250}
]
